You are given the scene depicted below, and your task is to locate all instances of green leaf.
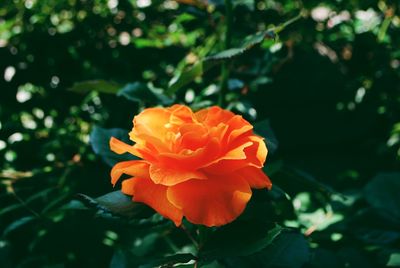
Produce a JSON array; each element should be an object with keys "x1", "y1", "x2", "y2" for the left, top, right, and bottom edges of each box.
[
  {"x1": 167, "y1": 13, "x2": 303, "y2": 95},
  {"x1": 68, "y1": 80, "x2": 122, "y2": 94},
  {"x1": 118, "y1": 82, "x2": 173, "y2": 105},
  {"x1": 167, "y1": 30, "x2": 275, "y2": 95},
  {"x1": 387, "y1": 253, "x2": 400, "y2": 267},
  {"x1": 199, "y1": 222, "x2": 283, "y2": 261},
  {"x1": 167, "y1": 61, "x2": 217, "y2": 95},
  {"x1": 139, "y1": 253, "x2": 197, "y2": 268},
  {"x1": 2, "y1": 216, "x2": 36, "y2": 237},
  {"x1": 281, "y1": 167, "x2": 342, "y2": 198},
  {"x1": 254, "y1": 119, "x2": 279, "y2": 154},
  {"x1": 90, "y1": 126, "x2": 137, "y2": 167},
  {"x1": 222, "y1": 231, "x2": 310, "y2": 268},
  {"x1": 205, "y1": 31, "x2": 274, "y2": 62},
  {"x1": 76, "y1": 191, "x2": 146, "y2": 219},
  {"x1": 355, "y1": 228, "x2": 400, "y2": 245},
  {"x1": 364, "y1": 172, "x2": 400, "y2": 223}
]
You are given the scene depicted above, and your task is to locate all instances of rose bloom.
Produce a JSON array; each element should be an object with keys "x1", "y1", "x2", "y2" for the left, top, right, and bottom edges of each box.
[{"x1": 110, "y1": 104, "x2": 271, "y2": 227}]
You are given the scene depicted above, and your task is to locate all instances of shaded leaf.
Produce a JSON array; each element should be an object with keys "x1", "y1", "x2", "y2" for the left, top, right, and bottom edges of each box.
[
  {"x1": 90, "y1": 126, "x2": 137, "y2": 167},
  {"x1": 355, "y1": 228, "x2": 400, "y2": 245},
  {"x1": 199, "y1": 222, "x2": 283, "y2": 261},
  {"x1": 281, "y1": 167, "x2": 342, "y2": 198},
  {"x1": 118, "y1": 82, "x2": 173, "y2": 105},
  {"x1": 2, "y1": 216, "x2": 36, "y2": 237},
  {"x1": 308, "y1": 249, "x2": 343, "y2": 268},
  {"x1": 76, "y1": 191, "x2": 146, "y2": 219},
  {"x1": 364, "y1": 172, "x2": 400, "y2": 223},
  {"x1": 254, "y1": 119, "x2": 279, "y2": 154},
  {"x1": 168, "y1": 61, "x2": 217, "y2": 95},
  {"x1": 252, "y1": 231, "x2": 310, "y2": 268},
  {"x1": 110, "y1": 249, "x2": 130, "y2": 268},
  {"x1": 223, "y1": 231, "x2": 310, "y2": 268},
  {"x1": 139, "y1": 253, "x2": 197, "y2": 268},
  {"x1": 69, "y1": 80, "x2": 121, "y2": 94}
]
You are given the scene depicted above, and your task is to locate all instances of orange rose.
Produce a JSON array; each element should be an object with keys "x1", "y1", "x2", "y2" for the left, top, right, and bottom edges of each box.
[{"x1": 110, "y1": 104, "x2": 271, "y2": 227}]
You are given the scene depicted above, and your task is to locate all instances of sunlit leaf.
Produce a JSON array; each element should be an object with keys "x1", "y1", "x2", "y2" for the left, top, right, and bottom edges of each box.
[
  {"x1": 387, "y1": 253, "x2": 400, "y2": 267},
  {"x1": 74, "y1": 191, "x2": 149, "y2": 219},
  {"x1": 167, "y1": 29, "x2": 276, "y2": 95}
]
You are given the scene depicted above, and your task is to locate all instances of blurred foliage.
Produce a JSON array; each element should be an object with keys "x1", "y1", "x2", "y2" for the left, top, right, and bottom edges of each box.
[{"x1": 1, "y1": 0, "x2": 400, "y2": 267}]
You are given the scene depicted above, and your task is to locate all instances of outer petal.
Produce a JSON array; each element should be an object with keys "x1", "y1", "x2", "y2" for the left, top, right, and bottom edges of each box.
[
  {"x1": 110, "y1": 137, "x2": 154, "y2": 160},
  {"x1": 122, "y1": 177, "x2": 183, "y2": 226},
  {"x1": 196, "y1": 106, "x2": 235, "y2": 127},
  {"x1": 248, "y1": 136, "x2": 268, "y2": 167},
  {"x1": 236, "y1": 166, "x2": 272, "y2": 189},
  {"x1": 149, "y1": 164, "x2": 207, "y2": 186},
  {"x1": 110, "y1": 137, "x2": 140, "y2": 156},
  {"x1": 167, "y1": 174, "x2": 252, "y2": 227},
  {"x1": 225, "y1": 115, "x2": 253, "y2": 144},
  {"x1": 111, "y1": 160, "x2": 150, "y2": 186},
  {"x1": 203, "y1": 136, "x2": 267, "y2": 174},
  {"x1": 131, "y1": 107, "x2": 171, "y2": 140}
]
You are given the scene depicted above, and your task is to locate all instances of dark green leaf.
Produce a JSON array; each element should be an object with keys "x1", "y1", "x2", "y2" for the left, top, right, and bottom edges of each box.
[
  {"x1": 167, "y1": 61, "x2": 217, "y2": 95},
  {"x1": 307, "y1": 249, "x2": 343, "y2": 268},
  {"x1": 110, "y1": 249, "x2": 129, "y2": 268},
  {"x1": 254, "y1": 119, "x2": 279, "y2": 154},
  {"x1": 2, "y1": 216, "x2": 36, "y2": 237},
  {"x1": 281, "y1": 167, "x2": 342, "y2": 198},
  {"x1": 199, "y1": 222, "x2": 283, "y2": 261},
  {"x1": 139, "y1": 253, "x2": 197, "y2": 268},
  {"x1": 222, "y1": 231, "x2": 310, "y2": 268},
  {"x1": 205, "y1": 31, "x2": 274, "y2": 62},
  {"x1": 355, "y1": 228, "x2": 400, "y2": 245},
  {"x1": 68, "y1": 80, "x2": 122, "y2": 94},
  {"x1": 261, "y1": 231, "x2": 310, "y2": 267},
  {"x1": 76, "y1": 191, "x2": 146, "y2": 219},
  {"x1": 117, "y1": 82, "x2": 173, "y2": 105},
  {"x1": 90, "y1": 126, "x2": 137, "y2": 167},
  {"x1": 364, "y1": 172, "x2": 400, "y2": 223},
  {"x1": 167, "y1": 30, "x2": 276, "y2": 95}
]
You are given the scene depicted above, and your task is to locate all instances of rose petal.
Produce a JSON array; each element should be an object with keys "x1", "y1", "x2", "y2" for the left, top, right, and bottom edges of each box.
[
  {"x1": 247, "y1": 136, "x2": 268, "y2": 167},
  {"x1": 195, "y1": 106, "x2": 235, "y2": 127},
  {"x1": 167, "y1": 174, "x2": 252, "y2": 227},
  {"x1": 159, "y1": 137, "x2": 221, "y2": 169},
  {"x1": 122, "y1": 177, "x2": 183, "y2": 226},
  {"x1": 202, "y1": 135, "x2": 267, "y2": 174},
  {"x1": 149, "y1": 164, "x2": 207, "y2": 186},
  {"x1": 236, "y1": 166, "x2": 272, "y2": 189},
  {"x1": 110, "y1": 137, "x2": 155, "y2": 161},
  {"x1": 110, "y1": 137, "x2": 139, "y2": 155},
  {"x1": 169, "y1": 105, "x2": 196, "y2": 125},
  {"x1": 226, "y1": 115, "x2": 253, "y2": 144},
  {"x1": 111, "y1": 160, "x2": 150, "y2": 186}
]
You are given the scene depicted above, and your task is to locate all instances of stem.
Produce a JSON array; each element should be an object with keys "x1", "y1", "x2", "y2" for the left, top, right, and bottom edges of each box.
[
  {"x1": 274, "y1": 11, "x2": 305, "y2": 34},
  {"x1": 218, "y1": 0, "x2": 233, "y2": 107},
  {"x1": 181, "y1": 224, "x2": 199, "y2": 249}
]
